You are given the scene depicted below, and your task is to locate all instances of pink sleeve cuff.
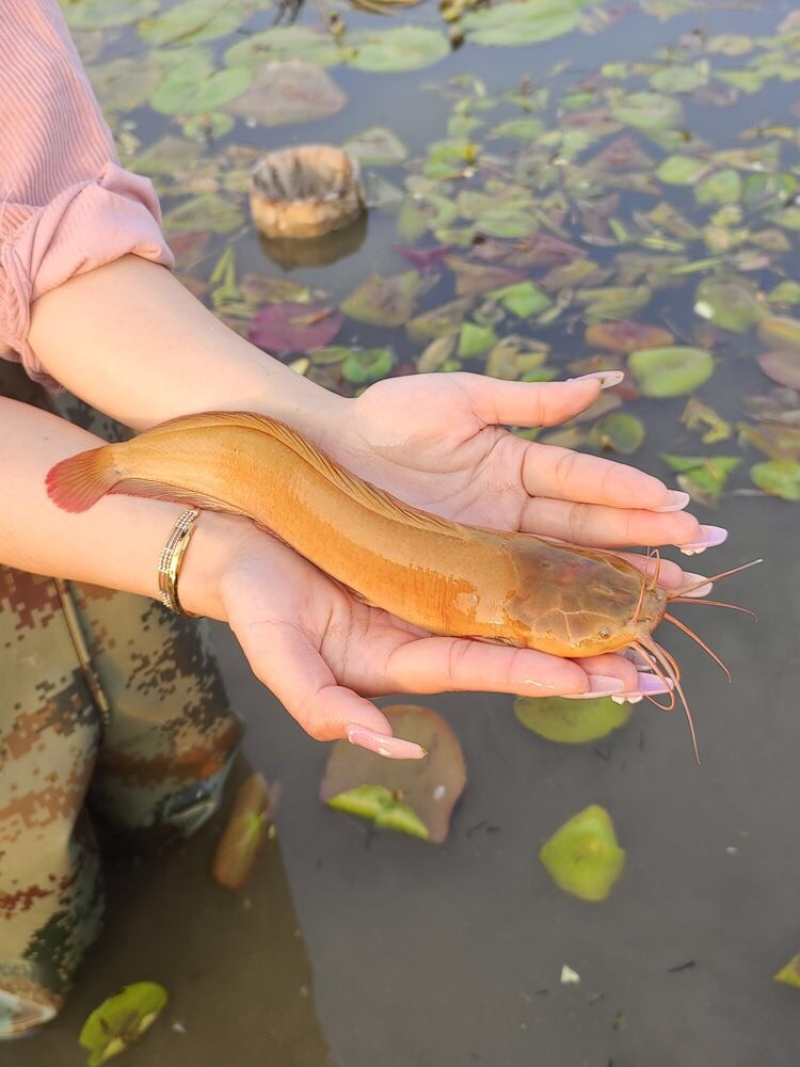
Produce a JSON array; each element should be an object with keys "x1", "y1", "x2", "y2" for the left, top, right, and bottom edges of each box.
[{"x1": 0, "y1": 163, "x2": 175, "y2": 389}]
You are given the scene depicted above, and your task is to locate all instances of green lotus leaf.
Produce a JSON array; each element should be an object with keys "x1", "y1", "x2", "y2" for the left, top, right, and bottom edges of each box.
[
  {"x1": 758, "y1": 316, "x2": 800, "y2": 352},
  {"x1": 64, "y1": 0, "x2": 158, "y2": 29},
  {"x1": 489, "y1": 282, "x2": 552, "y2": 318},
  {"x1": 539, "y1": 805, "x2": 626, "y2": 902},
  {"x1": 463, "y1": 0, "x2": 584, "y2": 47},
  {"x1": 514, "y1": 695, "x2": 632, "y2": 744},
  {"x1": 348, "y1": 27, "x2": 450, "y2": 73},
  {"x1": 693, "y1": 276, "x2": 767, "y2": 333},
  {"x1": 774, "y1": 952, "x2": 800, "y2": 989},
  {"x1": 750, "y1": 461, "x2": 800, "y2": 501},
  {"x1": 488, "y1": 118, "x2": 545, "y2": 140},
  {"x1": 578, "y1": 285, "x2": 653, "y2": 323},
  {"x1": 320, "y1": 705, "x2": 467, "y2": 843},
  {"x1": 341, "y1": 271, "x2": 420, "y2": 327},
  {"x1": 224, "y1": 26, "x2": 345, "y2": 67},
  {"x1": 139, "y1": 0, "x2": 246, "y2": 45},
  {"x1": 458, "y1": 322, "x2": 497, "y2": 358},
  {"x1": 681, "y1": 399, "x2": 732, "y2": 444},
  {"x1": 610, "y1": 91, "x2": 683, "y2": 131},
  {"x1": 341, "y1": 348, "x2": 395, "y2": 384},
  {"x1": 588, "y1": 413, "x2": 645, "y2": 454},
  {"x1": 343, "y1": 127, "x2": 408, "y2": 166},
  {"x1": 406, "y1": 298, "x2": 472, "y2": 342},
  {"x1": 742, "y1": 172, "x2": 796, "y2": 212},
  {"x1": 707, "y1": 34, "x2": 752, "y2": 55},
  {"x1": 152, "y1": 61, "x2": 251, "y2": 115},
  {"x1": 80, "y1": 983, "x2": 168, "y2": 1066},
  {"x1": 649, "y1": 61, "x2": 709, "y2": 94},
  {"x1": 768, "y1": 281, "x2": 800, "y2": 306},
  {"x1": 655, "y1": 155, "x2": 710, "y2": 185},
  {"x1": 162, "y1": 194, "x2": 244, "y2": 234},
  {"x1": 660, "y1": 454, "x2": 740, "y2": 502},
  {"x1": 738, "y1": 423, "x2": 800, "y2": 464},
  {"x1": 87, "y1": 55, "x2": 163, "y2": 112},
  {"x1": 695, "y1": 169, "x2": 742, "y2": 206},
  {"x1": 628, "y1": 347, "x2": 714, "y2": 397}
]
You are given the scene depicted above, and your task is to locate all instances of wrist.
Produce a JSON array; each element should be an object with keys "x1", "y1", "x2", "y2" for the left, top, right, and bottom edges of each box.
[{"x1": 174, "y1": 510, "x2": 262, "y2": 622}]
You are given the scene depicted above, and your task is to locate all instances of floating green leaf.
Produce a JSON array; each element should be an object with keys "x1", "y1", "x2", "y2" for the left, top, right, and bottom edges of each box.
[
  {"x1": 610, "y1": 91, "x2": 683, "y2": 130},
  {"x1": 588, "y1": 413, "x2": 645, "y2": 454},
  {"x1": 660, "y1": 454, "x2": 740, "y2": 503},
  {"x1": 628, "y1": 347, "x2": 714, "y2": 397},
  {"x1": 774, "y1": 952, "x2": 800, "y2": 989},
  {"x1": 320, "y1": 705, "x2": 467, "y2": 843},
  {"x1": 212, "y1": 773, "x2": 272, "y2": 891},
  {"x1": 224, "y1": 61, "x2": 347, "y2": 126},
  {"x1": 656, "y1": 155, "x2": 710, "y2": 185},
  {"x1": 489, "y1": 281, "x2": 551, "y2": 318},
  {"x1": 406, "y1": 298, "x2": 472, "y2": 342},
  {"x1": 514, "y1": 695, "x2": 632, "y2": 744},
  {"x1": 649, "y1": 61, "x2": 709, "y2": 94},
  {"x1": 87, "y1": 55, "x2": 163, "y2": 112},
  {"x1": 341, "y1": 348, "x2": 395, "y2": 384},
  {"x1": 750, "y1": 461, "x2": 800, "y2": 501},
  {"x1": 224, "y1": 26, "x2": 345, "y2": 67},
  {"x1": 64, "y1": 0, "x2": 158, "y2": 29},
  {"x1": 162, "y1": 194, "x2": 244, "y2": 234},
  {"x1": 348, "y1": 27, "x2": 450, "y2": 72},
  {"x1": 463, "y1": 0, "x2": 584, "y2": 47},
  {"x1": 458, "y1": 322, "x2": 497, "y2": 358},
  {"x1": 343, "y1": 127, "x2": 408, "y2": 165},
  {"x1": 80, "y1": 983, "x2": 168, "y2": 1066},
  {"x1": 681, "y1": 398, "x2": 732, "y2": 444},
  {"x1": 342, "y1": 271, "x2": 420, "y2": 326},
  {"x1": 758, "y1": 316, "x2": 800, "y2": 352},
  {"x1": 695, "y1": 169, "x2": 742, "y2": 206},
  {"x1": 139, "y1": 0, "x2": 245, "y2": 45},
  {"x1": 693, "y1": 276, "x2": 766, "y2": 333},
  {"x1": 539, "y1": 805, "x2": 626, "y2": 902}
]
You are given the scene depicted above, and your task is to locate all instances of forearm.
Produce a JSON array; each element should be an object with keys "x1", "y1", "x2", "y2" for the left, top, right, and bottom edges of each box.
[
  {"x1": 0, "y1": 396, "x2": 243, "y2": 620},
  {"x1": 27, "y1": 255, "x2": 347, "y2": 440}
]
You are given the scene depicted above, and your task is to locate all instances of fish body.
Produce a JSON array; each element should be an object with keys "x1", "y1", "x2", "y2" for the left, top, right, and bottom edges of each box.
[{"x1": 47, "y1": 411, "x2": 666, "y2": 657}]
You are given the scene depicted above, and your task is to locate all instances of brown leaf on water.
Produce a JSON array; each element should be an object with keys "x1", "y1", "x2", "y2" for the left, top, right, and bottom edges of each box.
[
  {"x1": 212, "y1": 773, "x2": 273, "y2": 891},
  {"x1": 587, "y1": 134, "x2": 656, "y2": 172},
  {"x1": 738, "y1": 422, "x2": 800, "y2": 462},
  {"x1": 584, "y1": 320, "x2": 674, "y2": 353},
  {"x1": 224, "y1": 61, "x2": 347, "y2": 126},
  {"x1": 445, "y1": 256, "x2": 527, "y2": 297}
]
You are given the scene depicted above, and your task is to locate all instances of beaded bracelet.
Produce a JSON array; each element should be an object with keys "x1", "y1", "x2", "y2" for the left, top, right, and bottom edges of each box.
[{"x1": 157, "y1": 508, "x2": 200, "y2": 617}]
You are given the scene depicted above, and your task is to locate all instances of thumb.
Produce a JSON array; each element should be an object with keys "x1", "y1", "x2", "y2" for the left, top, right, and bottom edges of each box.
[{"x1": 451, "y1": 370, "x2": 624, "y2": 429}]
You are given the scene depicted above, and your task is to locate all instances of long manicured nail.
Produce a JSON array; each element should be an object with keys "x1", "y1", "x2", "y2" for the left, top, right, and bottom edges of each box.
[
  {"x1": 653, "y1": 490, "x2": 691, "y2": 513},
  {"x1": 346, "y1": 725, "x2": 427, "y2": 760},
  {"x1": 565, "y1": 674, "x2": 626, "y2": 699},
  {"x1": 679, "y1": 525, "x2": 728, "y2": 556},
  {"x1": 568, "y1": 370, "x2": 625, "y2": 389},
  {"x1": 612, "y1": 675, "x2": 674, "y2": 704},
  {"x1": 681, "y1": 572, "x2": 714, "y2": 598}
]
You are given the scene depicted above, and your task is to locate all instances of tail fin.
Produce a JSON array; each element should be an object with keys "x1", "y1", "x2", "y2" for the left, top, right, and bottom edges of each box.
[{"x1": 46, "y1": 448, "x2": 120, "y2": 513}]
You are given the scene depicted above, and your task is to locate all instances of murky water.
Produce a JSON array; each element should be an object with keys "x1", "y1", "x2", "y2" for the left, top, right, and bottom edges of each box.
[{"x1": 12, "y1": 1, "x2": 800, "y2": 1064}]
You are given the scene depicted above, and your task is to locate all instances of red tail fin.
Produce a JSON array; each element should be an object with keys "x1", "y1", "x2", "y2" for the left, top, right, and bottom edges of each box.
[{"x1": 46, "y1": 448, "x2": 119, "y2": 513}]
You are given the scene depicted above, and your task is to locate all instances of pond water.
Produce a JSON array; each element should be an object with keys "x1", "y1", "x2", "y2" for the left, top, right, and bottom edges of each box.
[{"x1": 14, "y1": 0, "x2": 800, "y2": 1063}]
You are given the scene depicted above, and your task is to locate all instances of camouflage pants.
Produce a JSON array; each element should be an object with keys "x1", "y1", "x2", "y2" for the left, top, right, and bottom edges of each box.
[{"x1": 0, "y1": 568, "x2": 243, "y2": 1037}]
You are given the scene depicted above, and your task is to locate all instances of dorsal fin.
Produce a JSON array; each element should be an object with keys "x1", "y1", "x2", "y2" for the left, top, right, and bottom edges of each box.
[{"x1": 138, "y1": 411, "x2": 478, "y2": 541}]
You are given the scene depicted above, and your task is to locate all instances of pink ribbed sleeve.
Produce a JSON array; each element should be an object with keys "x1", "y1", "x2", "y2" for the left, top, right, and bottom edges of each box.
[{"x1": 0, "y1": 0, "x2": 175, "y2": 386}]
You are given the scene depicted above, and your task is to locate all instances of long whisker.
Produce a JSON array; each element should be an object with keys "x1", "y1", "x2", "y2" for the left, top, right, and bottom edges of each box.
[
  {"x1": 663, "y1": 612, "x2": 731, "y2": 682},
  {"x1": 631, "y1": 640, "x2": 676, "y2": 710},
  {"x1": 632, "y1": 569, "x2": 647, "y2": 626},
  {"x1": 648, "y1": 548, "x2": 662, "y2": 592},
  {"x1": 673, "y1": 558, "x2": 762, "y2": 597},
  {"x1": 670, "y1": 597, "x2": 758, "y2": 619},
  {"x1": 636, "y1": 638, "x2": 701, "y2": 764}
]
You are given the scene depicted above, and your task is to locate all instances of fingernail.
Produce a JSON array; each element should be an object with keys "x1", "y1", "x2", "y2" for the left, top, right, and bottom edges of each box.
[
  {"x1": 653, "y1": 490, "x2": 691, "y2": 513},
  {"x1": 681, "y1": 572, "x2": 714, "y2": 598},
  {"x1": 568, "y1": 370, "x2": 625, "y2": 389},
  {"x1": 565, "y1": 674, "x2": 627, "y2": 699},
  {"x1": 612, "y1": 675, "x2": 674, "y2": 704},
  {"x1": 346, "y1": 725, "x2": 427, "y2": 760},
  {"x1": 679, "y1": 525, "x2": 728, "y2": 556}
]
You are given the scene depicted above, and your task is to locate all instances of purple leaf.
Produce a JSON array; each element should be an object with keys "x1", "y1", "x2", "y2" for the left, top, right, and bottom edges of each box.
[
  {"x1": 392, "y1": 244, "x2": 454, "y2": 271},
  {"x1": 248, "y1": 302, "x2": 343, "y2": 356}
]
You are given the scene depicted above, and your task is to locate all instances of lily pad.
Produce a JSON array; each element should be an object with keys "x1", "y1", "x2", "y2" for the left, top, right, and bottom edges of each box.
[
  {"x1": 64, "y1": 0, "x2": 158, "y2": 28},
  {"x1": 348, "y1": 27, "x2": 450, "y2": 72},
  {"x1": 774, "y1": 952, "x2": 800, "y2": 989},
  {"x1": 695, "y1": 169, "x2": 742, "y2": 206},
  {"x1": 248, "y1": 303, "x2": 344, "y2": 356},
  {"x1": 458, "y1": 322, "x2": 497, "y2": 358},
  {"x1": 406, "y1": 298, "x2": 472, "y2": 341},
  {"x1": 463, "y1": 0, "x2": 584, "y2": 47},
  {"x1": 588, "y1": 413, "x2": 645, "y2": 454},
  {"x1": 514, "y1": 695, "x2": 632, "y2": 744},
  {"x1": 212, "y1": 773, "x2": 272, "y2": 891},
  {"x1": 139, "y1": 0, "x2": 246, "y2": 45},
  {"x1": 694, "y1": 276, "x2": 766, "y2": 333},
  {"x1": 758, "y1": 350, "x2": 800, "y2": 390},
  {"x1": 655, "y1": 155, "x2": 710, "y2": 185},
  {"x1": 341, "y1": 348, "x2": 395, "y2": 384},
  {"x1": 224, "y1": 61, "x2": 347, "y2": 126},
  {"x1": 320, "y1": 705, "x2": 467, "y2": 843},
  {"x1": 489, "y1": 281, "x2": 551, "y2": 318},
  {"x1": 539, "y1": 805, "x2": 626, "y2": 902},
  {"x1": 224, "y1": 26, "x2": 344, "y2": 68},
  {"x1": 758, "y1": 316, "x2": 800, "y2": 352},
  {"x1": 343, "y1": 127, "x2": 408, "y2": 166},
  {"x1": 660, "y1": 454, "x2": 740, "y2": 503},
  {"x1": 162, "y1": 194, "x2": 244, "y2": 234},
  {"x1": 342, "y1": 271, "x2": 420, "y2": 326},
  {"x1": 151, "y1": 58, "x2": 252, "y2": 116},
  {"x1": 628, "y1": 347, "x2": 714, "y2": 397},
  {"x1": 80, "y1": 983, "x2": 168, "y2": 1066},
  {"x1": 610, "y1": 91, "x2": 683, "y2": 131},
  {"x1": 750, "y1": 460, "x2": 800, "y2": 501},
  {"x1": 584, "y1": 320, "x2": 674, "y2": 353},
  {"x1": 87, "y1": 55, "x2": 163, "y2": 112}
]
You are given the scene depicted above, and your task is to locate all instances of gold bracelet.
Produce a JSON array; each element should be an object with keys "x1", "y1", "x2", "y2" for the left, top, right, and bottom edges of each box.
[{"x1": 157, "y1": 509, "x2": 201, "y2": 617}]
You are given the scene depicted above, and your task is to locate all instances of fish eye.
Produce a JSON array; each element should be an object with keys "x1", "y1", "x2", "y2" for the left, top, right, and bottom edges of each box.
[{"x1": 598, "y1": 626, "x2": 611, "y2": 641}]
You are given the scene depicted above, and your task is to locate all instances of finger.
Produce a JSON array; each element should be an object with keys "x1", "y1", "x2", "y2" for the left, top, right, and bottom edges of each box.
[
  {"x1": 614, "y1": 551, "x2": 710, "y2": 592},
  {"x1": 522, "y1": 441, "x2": 687, "y2": 512},
  {"x1": 449, "y1": 372, "x2": 611, "y2": 430},
  {"x1": 520, "y1": 495, "x2": 709, "y2": 549},
  {"x1": 233, "y1": 617, "x2": 420, "y2": 754},
  {"x1": 382, "y1": 635, "x2": 641, "y2": 697}
]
